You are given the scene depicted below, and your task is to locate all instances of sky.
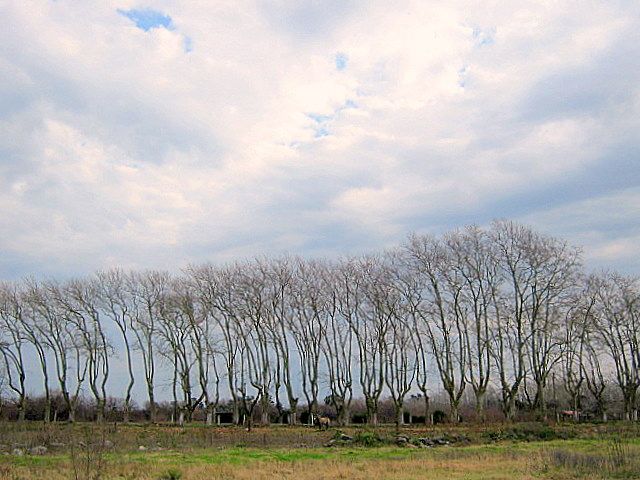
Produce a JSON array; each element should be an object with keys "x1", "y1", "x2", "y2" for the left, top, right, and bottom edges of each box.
[{"x1": 1, "y1": 0, "x2": 640, "y2": 282}]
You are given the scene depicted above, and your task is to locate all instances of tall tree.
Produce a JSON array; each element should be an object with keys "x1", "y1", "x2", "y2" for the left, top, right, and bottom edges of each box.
[
  {"x1": 0, "y1": 283, "x2": 28, "y2": 421},
  {"x1": 97, "y1": 269, "x2": 136, "y2": 422},
  {"x1": 289, "y1": 259, "x2": 327, "y2": 423},
  {"x1": 404, "y1": 235, "x2": 467, "y2": 422},
  {"x1": 445, "y1": 227, "x2": 496, "y2": 421},
  {"x1": 595, "y1": 272, "x2": 640, "y2": 421}
]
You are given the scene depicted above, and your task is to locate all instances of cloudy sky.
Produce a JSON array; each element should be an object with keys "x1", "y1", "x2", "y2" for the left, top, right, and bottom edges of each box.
[{"x1": 1, "y1": 0, "x2": 639, "y2": 281}]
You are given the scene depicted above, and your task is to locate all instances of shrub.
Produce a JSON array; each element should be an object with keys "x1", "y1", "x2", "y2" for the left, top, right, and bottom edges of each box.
[
  {"x1": 353, "y1": 431, "x2": 384, "y2": 447},
  {"x1": 159, "y1": 469, "x2": 182, "y2": 480}
]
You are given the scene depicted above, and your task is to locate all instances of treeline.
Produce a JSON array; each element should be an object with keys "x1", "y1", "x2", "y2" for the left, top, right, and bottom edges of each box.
[{"x1": 0, "y1": 220, "x2": 638, "y2": 426}]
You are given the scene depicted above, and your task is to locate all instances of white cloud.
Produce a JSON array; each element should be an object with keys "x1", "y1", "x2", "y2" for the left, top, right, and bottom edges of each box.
[{"x1": 0, "y1": 0, "x2": 639, "y2": 278}]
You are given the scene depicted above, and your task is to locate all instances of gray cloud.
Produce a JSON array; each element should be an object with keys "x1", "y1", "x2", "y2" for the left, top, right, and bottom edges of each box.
[{"x1": 0, "y1": 0, "x2": 639, "y2": 280}]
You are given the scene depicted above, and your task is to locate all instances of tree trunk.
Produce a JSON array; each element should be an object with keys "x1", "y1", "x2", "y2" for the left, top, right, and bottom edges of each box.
[
  {"x1": 17, "y1": 398, "x2": 26, "y2": 422},
  {"x1": 366, "y1": 397, "x2": 378, "y2": 426},
  {"x1": 622, "y1": 388, "x2": 637, "y2": 422},
  {"x1": 123, "y1": 401, "x2": 131, "y2": 423},
  {"x1": 534, "y1": 382, "x2": 547, "y2": 421},
  {"x1": 475, "y1": 390, "x2": 486, "y2": 423},
  {"x1": 206, "y1": 404, "x2": 216, "y2": 426},
  {"x1": 148, "y1": 388, "x2": 157, "y2": 423},
  {"x1": 337, "y1": 405, "x2": 350, "y2": 426},
  {"x1": 395, "y1": 404, "x2": 404, "y2": 432},
  {"x1": 370, "y1": 410, "x2": 378, "y2": 426},
  {"x1": 260, "y1": 394, "x2": 270, "y2": 425},
  {"x1": 289, "y1": 399, "x2": 298, "y2": 425},
  {"x1": 423, "y1": 395, "x2": 431, "y2": 425},
  {"x1": 449, "y1": 399, "x2": 460, "y2": 423},
  {"x1": 96, "y1": 401, "x2": 105, "y2": 423},
  {"x1": 43, "y1": 395, "x2": 51, "y2": 423},
  {"x1": 232, "y1": 401, "x2": 240, "y2": 425},
  {"x1": 502, "y1": 392, "x2": 516, "y2": 422}
]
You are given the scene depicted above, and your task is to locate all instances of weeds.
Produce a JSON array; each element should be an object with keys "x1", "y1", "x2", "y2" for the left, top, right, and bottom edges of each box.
[
  {"x1": 69, "y1": 425, "x2": 106, "y2": 480},
  {"x1": 158, "y1": 469, "x2": 182, "y2": 480},
  {"x1": 607, "y1": 438, "x2": 629, "y2": 469},
  {"x1": 484, "y1": 423, "x2": 577, "y2": 443},
  {"x1": 547, "y1": 438, "x2": 637, "y2": 478}
]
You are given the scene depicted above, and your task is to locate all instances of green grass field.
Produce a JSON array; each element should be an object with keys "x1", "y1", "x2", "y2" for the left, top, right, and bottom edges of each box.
[{"x1": 1, "y1": 423, "x2": 639, "y2": 479}]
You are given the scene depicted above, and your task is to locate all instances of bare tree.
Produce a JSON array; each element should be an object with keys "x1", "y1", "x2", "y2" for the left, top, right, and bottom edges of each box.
[
  {"x1": 489, "y1": 221, "x2": 534, "y2": 421},
  {"x1": 263, "y1": 258, "x2": 299, "y2": 424},
  {"x1": 322, "y1": 261, "x2": 354, "y2": 426},
  {"x1": 127, "y1": 271, "x2": 168, "y2": 423},
  {"x1": 190, "y1": 264, "x2": 244, "y2": 425},
  {"x1": 583, "y1": 332, "x2": 609, "y2": 421},
  {"x1": 394, "y1": 250, "x2": 433, "y2": 424},
  {"x1": 181, "y1": 274, "x2": 223, "y2": 426},
  {"x1": 236, "y1": 262, "x2": 274, "y2": 427},
  {"x1": 289, "y1": 259, "x2": 327, "y2": 423},
  {"x1": 404, "y1": 235, "x2": 466, "y2": 422},
  {"x1": 383, "y1": 296, "x2": 416, "y2": 429},
  {"x1": 595, "y1": 272, "x2": 640, "y2": 421},
  {"x1": 58, "y1": 279, "x2": 111, "y2": 422},
  {"x1": 560, "y1": 277, "x2": 597, "y2": 421},
  {"x1": 18, "y1": 283, "x2": 53, "y2": 422},
  {"x1": 96, "y1": 269, "x2": 136, "y2": 422},
  {"x1": 528, "y1": 234, "x2": 579, "y2": 419},
  {"x1": 27, "y1": 280, "x2": 87, "y2": 422},
  {"x1": 339, "y1": 257, "x2": 389, "y2": 425},
  {"x1": 0, "y1": 283, "x2": 27, "y2": 421},
  {"x1": 445, "y1": 227, "x2": 495, "y2": 421},
  {"x1": 156, "y1": 278, "x2": 201, "y2": 425}
]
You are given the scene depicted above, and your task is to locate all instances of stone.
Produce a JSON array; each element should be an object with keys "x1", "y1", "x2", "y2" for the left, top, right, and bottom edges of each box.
[
  {"x1": 12, "y1": 448, "x2": 24, "y2": 456},
  {"x1": 30, "y1": 446, "x2": 48, "y2": 455}
]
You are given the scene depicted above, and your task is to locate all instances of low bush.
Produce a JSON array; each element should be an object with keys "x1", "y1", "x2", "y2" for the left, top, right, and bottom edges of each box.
[
  {"x1": 353, "y1": 430, "x2": 384, "y2": 447},
  {"x1": 159, "y1": 469, "x2": 182, "y2": 480}
]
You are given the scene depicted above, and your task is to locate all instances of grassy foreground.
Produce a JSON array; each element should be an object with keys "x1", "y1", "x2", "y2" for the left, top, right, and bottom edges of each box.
[{"x1": 1, "y1": 423, "x2": 639, "y2": 479}]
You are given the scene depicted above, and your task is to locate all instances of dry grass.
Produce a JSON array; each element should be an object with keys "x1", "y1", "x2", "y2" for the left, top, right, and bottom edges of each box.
[
  {"x1": 3, "y1": 442, "x2": 640, "y2": 480},
  {"x1": 1, "y1": 422, "x2": 639, "y2": 479},
  {"x1": 0, "y1": 449, "x2": 537, "y2": 480}
]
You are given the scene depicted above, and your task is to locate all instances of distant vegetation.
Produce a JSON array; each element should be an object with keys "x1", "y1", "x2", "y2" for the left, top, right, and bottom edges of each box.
[{"x1": 1, "y1": 220, "x2": 638, "y2": 428}]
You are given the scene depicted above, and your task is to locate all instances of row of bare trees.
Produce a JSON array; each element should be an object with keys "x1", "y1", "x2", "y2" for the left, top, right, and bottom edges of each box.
[{"x1": 1, "y1": 220, "x2": 638, "y2": 426}]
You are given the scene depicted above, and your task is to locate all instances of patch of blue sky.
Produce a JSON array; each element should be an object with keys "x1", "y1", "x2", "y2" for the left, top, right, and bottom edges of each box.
[
  {"x1": 306, "y1": 100, "x2": 358, "y2": 138},
  {"x1": 307, "y1": 112, "x2": 332, "y2": 123},
  {"x1": 314, "y1": 127, "x2": 330, "y2": 138},
  {"x1": 335, "y1": 52, "x2": 348, "y2": 70},
  {"x1": 458, "y1": 65, "x2": 468, "y2": 87},
  {"x1": 184, "y1": 35, "x2": 193, "y2": 53},
  {"x1": 472, "y1": 26, "x2": 496, "y2": 47},
  {"x1": 118, "y1": 8, "x2": 174, "y2": 32},
  {"x1": 306, "y1": 113, "x2": 331, "y2": 138}
]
